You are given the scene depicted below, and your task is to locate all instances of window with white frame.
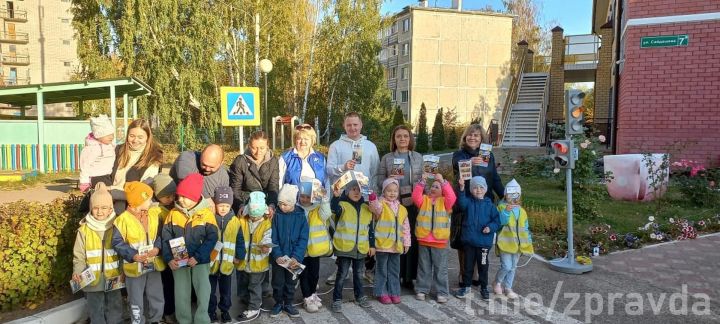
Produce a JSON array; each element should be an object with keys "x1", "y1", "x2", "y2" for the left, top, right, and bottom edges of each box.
[
  {"x1": 401, "y1": 91, "x2": 408, "y2": 103},
  {"x1": 390, "y1": 21, "x2": 397, "y2": 34},
  {"x1": 403, "y1": 18, "x2": 410, "y2": 32},
  {"x1": 391, "y1": 90, "x2": 397, "y2": 102},
  {"x1": 390, "y1": 67, "x2": 396, "y2": 79},
  {"x1": 401, "y1": 67, "x2": 408, "y2": 80},
  {"x1": 392, "y1": 44, "x2": 398, "y2": 56},
  {"x1": 402, "y1": 43, "x2": 409, "y2": 56}
]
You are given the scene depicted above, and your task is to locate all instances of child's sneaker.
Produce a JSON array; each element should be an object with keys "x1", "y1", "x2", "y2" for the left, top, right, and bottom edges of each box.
[
  {"x1": 284, "y1": 304, "x2": 301, "y2": 318},
  {"x1": 453, "y1": 287, "x2": 471, "y2": 299},
  {"x1": 331, "y1": 300, "x2": 342, "y2": 313},
  {"x1": 270, "y1": 303, "x2": 283, "y2": 318},
  {"x1": 312, "y1": 293, "x2": 323, "y2": 308},
  {"x1": 378, "y1": 295, "x2": 392, "y2": 304},
  {"x1": 163, "y1": 314, "x2": 178, "y2": 324},
  {"x1": 437, "y1": 295, "x2": 448, "y2": 303},
  {"x1": 304, "y1": 297, "x2": 319, "y2": 313},
  {"x1": 356, "y1": 296, "x2": 371, "y2": 308},
  {"x1": 239, "y1": 309, "x2": 260, "y2": 320},
  {"x1": 493, "y1": 282, "x2": 503, "y2": 295},
  {"x1": 480, "y1": 287, "x2": 490, "y2": 300},
  {"x1": 390, "y1": 295, "x2": 401, "y2": 304},
  {"x1": 505, "y1": 289, "x2": 519, "y2": 299},
  {"x1": 415, "y1": 292, "x2": 426, "y2": 301},
  {"x1": 220, "y1": 311, "x2": 232, "y2": 323},
  {"x1": 209, "y1": 312, "x2": 219, "y2": 323}
]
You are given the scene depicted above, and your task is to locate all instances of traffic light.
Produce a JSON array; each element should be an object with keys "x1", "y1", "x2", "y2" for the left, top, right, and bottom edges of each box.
[
  {"x1": 551, "y1": 140, "x2": 574, "y2": 169},
  {"x1": 566, "y1": 90, "x2": 586, "y2": 135}
]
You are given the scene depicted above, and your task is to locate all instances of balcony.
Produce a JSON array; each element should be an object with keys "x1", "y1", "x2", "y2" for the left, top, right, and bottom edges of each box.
[
  {"x1": 1, "y1": 9, "x2": 28, "y2": 22},
  {"x1": 0, "y1": 31, "x2": 29, "y2": 44},
  {"x1": 0, "y1": 77, "x2": 30, "y2": 86},
  {"x1": 1, "y1": 54, "x2": 29, "y2": 66}
]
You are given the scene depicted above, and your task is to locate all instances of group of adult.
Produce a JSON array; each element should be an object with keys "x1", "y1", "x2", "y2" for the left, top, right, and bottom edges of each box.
[{"x1": 87, "y1": 111, "x2": 505, "y2": 291}]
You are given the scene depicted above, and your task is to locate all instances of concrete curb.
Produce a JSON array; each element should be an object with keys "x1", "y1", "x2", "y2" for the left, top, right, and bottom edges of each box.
[{"x1": 6, "y1": 298, "x2": 86, "y2": 324}]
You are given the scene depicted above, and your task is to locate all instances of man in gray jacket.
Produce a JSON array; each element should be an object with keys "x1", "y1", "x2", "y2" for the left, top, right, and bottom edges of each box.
[{"x1": 169, "y1": 144, "x2": 230, "y2": 200}]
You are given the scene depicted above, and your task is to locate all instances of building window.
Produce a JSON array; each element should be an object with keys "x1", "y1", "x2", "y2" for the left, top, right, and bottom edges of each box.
[
  {"x1": 391, "y1": 90, "x2": 396, "y2": 102},
  {"x1": 392, "y1": 44, "x2": 398, "y2": 56},
  {"x1": 63, "y1": 39, "x2": 71, "y2": 45},
  {"x1": 402, "y1": 43, "x2": 409, "y2": 56},
  {"x1": 401, "y1": 90, "x2": 408, "y2": 103},
  {"x1": 401, "y1": 67, "x2": 408, "y2": 80},
  {"x1": 9, "y1": 44, "x2": 16, "y2": 53},
  {"x1": 61, "y1": 18, "x2": 70, "y2": 23},
  {"x1": 390, "y1": 22, "x2": 397, "y2": 34},
  {"x1": 63, "y1": 61, "x2": 71, "y2": 67},
  {"x1": 403, "y1": 18, "x2": 410, "y2": 32},
  {"x1": 390, "y1": 67, "x2": 396, "y2": 79}
]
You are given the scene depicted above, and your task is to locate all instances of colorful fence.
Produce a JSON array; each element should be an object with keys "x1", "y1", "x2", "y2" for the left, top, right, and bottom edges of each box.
[{"x1": 0, "y1": 144, "x2": 84, "y2": 172}]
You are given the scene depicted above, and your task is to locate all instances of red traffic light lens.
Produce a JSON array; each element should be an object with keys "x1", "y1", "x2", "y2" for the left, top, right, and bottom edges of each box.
[{"x1": 553, "y1": 142, "x2": 569, "y2": 154}]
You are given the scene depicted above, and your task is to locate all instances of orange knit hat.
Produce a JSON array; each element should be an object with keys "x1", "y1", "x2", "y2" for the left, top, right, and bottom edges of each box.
[{"x1": 124, "y1": 181, "x2": 154, "y2": 208}]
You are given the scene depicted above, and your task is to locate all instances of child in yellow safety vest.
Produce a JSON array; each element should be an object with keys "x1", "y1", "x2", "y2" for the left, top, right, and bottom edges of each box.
[
  {"x1": 236, "y1": 191, "x2": 272, "y2": 321},
  {"x1": 112, "y1": 181, "x2": 165, "y2": 324},
  {"x1": 493, "y1": 179, "x2": 533, "y2": 300},
  {"x1": 369, "y1": 178, "x2": 411, "y2": 305},
  {"x1": 411, "y1": 172, "x2": 456, "y2": 303},
  {"x1": 72, "y1": 183, "x2": 122, "y2": 324},
  {"x1": 208, "y1": 186, "x2": 243, "y2": 323},
  {"x1": 149, "y1": 173, "x2": 177, "y2": 324},
  {"x1": 297, "y1": 180, "x2": 332, "y2": 313}
]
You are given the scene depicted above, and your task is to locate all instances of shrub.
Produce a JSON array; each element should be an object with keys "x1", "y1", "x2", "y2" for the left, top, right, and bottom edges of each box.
[
  {"x1": 431, "y1": 108, "x2": 446, "y2": 151},
  {"x1": 416, "y1": 103, "x2": 429, "y2": 153},
  {"x1": 0, "y1": 195, "x2": 83, "y2": 311}
]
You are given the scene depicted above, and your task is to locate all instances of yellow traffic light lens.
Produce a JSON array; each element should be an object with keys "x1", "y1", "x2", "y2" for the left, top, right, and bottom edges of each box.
[{"x1": 571, "y1": 107, "x2": 584, "y2": 118}]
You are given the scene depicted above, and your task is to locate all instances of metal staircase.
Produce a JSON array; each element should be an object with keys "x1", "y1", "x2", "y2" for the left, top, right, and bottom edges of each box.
[{"x1": 500, "y1": 72, "x2": 549, "y2": 147}]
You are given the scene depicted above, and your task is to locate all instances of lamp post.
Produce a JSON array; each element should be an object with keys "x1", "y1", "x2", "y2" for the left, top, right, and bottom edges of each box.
[{"x1": 259, "y1": 59, "x2": 273, "y2": 131}]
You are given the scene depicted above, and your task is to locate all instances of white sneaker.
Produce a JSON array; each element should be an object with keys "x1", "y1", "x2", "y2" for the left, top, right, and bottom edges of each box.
[
  {"x1": 304, "y1": 297, "x2": 319, "y2": 313},
  {"x1": 493, "y1": 282, "x2": 503, "y2": 295},
  {"x1": 437, "y1": 295, "x2": 448, "y2": 303},
  {"x1": 240, "y1": 309, "x2": 260, "y2": 320},
  {"x1": 415, "y1": 293, "x2": 426, "y2": 301},
  {"x1": 505, "y1": 289, "x2": 519, "y2": 299},
  {"x1": 312, "y1": 293, "x2": 323, "y2": 308}
]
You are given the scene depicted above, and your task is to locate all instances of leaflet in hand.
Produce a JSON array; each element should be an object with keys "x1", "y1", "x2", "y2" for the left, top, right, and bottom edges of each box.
[
  {"x1": 278, "y1": 256, "x2": 306, "y2": 280},
  {"x1": 105, "y1": 275, "x2": 125, "y2": 292},
  {"x1": 352, "y1": 143, "x2": 363, "y2": 164},
  {"x1": 138, "y1": 244, "x2": 156, "y2": 274},
  {"x1": 391, "y1": 158, "x2": 405, "y2": 178},
  {"x1": 333, "y1": 170, "x2": 370, "y2": 195},
  {"x1": 505, "y1": 186, "x2": 522, "y2": 205},
  {"x1": 458, "y1": 160, "x2": 472, "y2": 181},
  {"x1": 300, "y1": 177, "x2": 326, "y2": 203},
  {"x1": 423, "y1": 155, "x2": 440, "y2": 177},
  {"x1": 476, "y1": 143, "x2": 492, "y2": 167},
  {"x1": 70, "y1": 268, "x2": 96, "y2": 293},
  {"x1": 169, "y1": 237, "x2": 189, "y2": 268}
]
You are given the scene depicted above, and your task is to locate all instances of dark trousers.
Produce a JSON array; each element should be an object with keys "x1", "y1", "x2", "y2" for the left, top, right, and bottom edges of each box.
[
  {"x1": 208, "y1": 273, "x2": 232, "y2": 314},
  {"x1": 160, "y1": 267, "x2": 175, "y2": 316},
  {"x1": 271, "y1": 263, "x2": 297, "y2": 305},
  {"x1": 333, "y1": 256, "x2": 365, "y2": 301},
  {"x1": 462, "y1": 245, "x2": 490, "y2": 289},
  {"x1": 299, "y1": 256, "x2": 320, "y2": 298}
]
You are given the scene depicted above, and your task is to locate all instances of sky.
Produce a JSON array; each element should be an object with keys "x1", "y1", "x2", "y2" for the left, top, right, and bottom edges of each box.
[{"x1": 381, "y1": 0, "x2": 594, "y2": 36}]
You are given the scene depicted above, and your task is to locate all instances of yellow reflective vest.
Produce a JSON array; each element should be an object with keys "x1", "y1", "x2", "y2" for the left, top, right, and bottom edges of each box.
[
  {"x1": 374, "y1": 202, "x2": 407, "y2": 253},
  {"x1": 148, "y1": 205, "x2": 171, "y2": 270},
  {"x1": 114, "y1": 210, "x2": 164, "y2": 277},
  {"x1": 333, "y1": 201, "x2": 373, "y2": 254},
  {"x1": 306, "y1": 207, "x2": 332, "y2": 257},
  {"x1": 80, "y1": 224, "x2": 121, "y2": 287},
  {"x1": 496, "y1": 206, "x2": 534, "y2": 255},
  {"x1": 210, "y1": 215, "x2": 242, "y2": 275},
  {"x1": 237, "y1": 217, "x2": 272, "y2": 273},
  {"x1": 415, "y1": 196, "x2": 450, "y2": 240}
]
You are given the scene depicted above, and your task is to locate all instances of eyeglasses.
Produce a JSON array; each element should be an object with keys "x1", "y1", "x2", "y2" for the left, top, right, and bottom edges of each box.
[{"x1": 295, "y1": 124, "x2": 313, "y2": 131}]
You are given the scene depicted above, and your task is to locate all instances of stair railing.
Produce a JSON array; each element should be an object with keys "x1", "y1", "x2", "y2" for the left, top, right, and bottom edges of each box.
[
  {"x1": 499, "y1": 53, "x2": 527, "y2": 146},
  {"x1": 537, "y1": 74, "x2": 550, "y2": 146}
]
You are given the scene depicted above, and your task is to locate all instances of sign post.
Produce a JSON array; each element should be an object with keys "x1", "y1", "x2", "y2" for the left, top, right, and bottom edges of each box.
[{"x1": 221, "y1": 87, "x2": 262, "y2": 150}]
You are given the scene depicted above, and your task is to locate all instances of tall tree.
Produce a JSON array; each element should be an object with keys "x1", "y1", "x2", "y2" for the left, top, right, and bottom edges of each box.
[
  {"x1": 503, "y1": 0, "x2": 542, "y2": 72},
  {"x1": 392, "y1": 106, "x2": 405, "y2": 128},
  {"x1": 416, "y1": 103, "x2": 429, "y2": 153},
  {"x1": 431, "y1": 107, "x2": 445, "y2": 151}
]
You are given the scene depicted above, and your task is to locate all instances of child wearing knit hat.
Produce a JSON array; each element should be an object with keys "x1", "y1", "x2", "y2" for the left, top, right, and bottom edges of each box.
[
  {"x1": 269, "y1": 184, "x2": 309, "y2": 318},
  {"x1": 494, "y1": 179, "x2": 533, "y2": 300},
  {"x1": 78, "y1": 114, "x2": 116, "y2": 192},
  {"x1": 236, "y1": 191, "x2": 271, "y2": 320},
  {"x1": 72, "y1": 182, "x2": 123, "y2": 323},
  {"x1": 297, "y1": 178, "x2": 332, "y2": 313},
  {"x1": 111, "y1": 181, "x2": 165, "y2": 324},
  {"x1": 208, "y1": 186, "x2": 242, "y2": 323},
  {"x1": 452, "y1": 176, "x2": 500, "y2": 301},
  {"x1": 369, "y1": 178, "x2": 411, "y2": 305},
  {"x1": 148, "y1": 173, "x2": 177, "y2": 324},
  {"x1": 160, "y1": 173, "x2": 219, "y2": 324}
]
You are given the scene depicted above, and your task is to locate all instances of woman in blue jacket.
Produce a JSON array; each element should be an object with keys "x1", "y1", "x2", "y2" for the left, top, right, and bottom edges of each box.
[{"x1": 278, "y1": 124, "x2": 326, "y2": 187}]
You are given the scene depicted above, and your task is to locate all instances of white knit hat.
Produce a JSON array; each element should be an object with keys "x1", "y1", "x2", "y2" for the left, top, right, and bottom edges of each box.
[
  {"x1": 278, "y1": 184, "x2": 299, "y2": 206},
  {"x1": 90, "y1": 114, "x2": 114, "y2": 138}
]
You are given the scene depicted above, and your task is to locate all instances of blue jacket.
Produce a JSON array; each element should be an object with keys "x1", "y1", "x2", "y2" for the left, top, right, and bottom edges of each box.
[
  {"x1": 270, "y1": 206, "x2": 309, "y2": 263},
  {"x1": 458, "y1": 192, "x2": 500, "y2": 248},
  {"x1": 452, "y1": 147, "x2": 504, "y2": 202},
  {"x1": 281, "y1": 149, "x2": 326, "y2": 186}
]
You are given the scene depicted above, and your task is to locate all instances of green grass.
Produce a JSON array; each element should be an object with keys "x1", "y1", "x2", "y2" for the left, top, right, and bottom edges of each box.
[{"x1": 0, "y1": 172, "x2": 79, "y2": 191}]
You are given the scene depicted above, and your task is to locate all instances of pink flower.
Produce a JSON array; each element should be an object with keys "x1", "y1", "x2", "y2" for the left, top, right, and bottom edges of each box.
[
  {"x1": 609, "y1": 234, "x2": 617, "y2": 241},
  {"x1": 580, "y1": 142, "x2": 589, "y2": 149},
  {"x1": 598, "y1": 135, "x2": 606, "y2": 143},
  {"x1": 698, "y1": 220, "x2": 706, "y2": 226}
]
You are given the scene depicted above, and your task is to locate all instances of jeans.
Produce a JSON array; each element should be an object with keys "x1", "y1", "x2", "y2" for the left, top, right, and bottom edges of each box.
[
  {"x1": 272, "y1": 263, "x2": 298, "y2": 305},
  {"x1": 415, "y1": 245, "x2": 449, "y2": 297},
  {"x1": 495, "y1": 252, "x2": 520, "y2": 289},
  {"x1": 85, "y1": 290, "x2": 123, "y2": 324},
  {"x1": 462, "y1": 246, "x2": 489, "y2": 288},
  {"x1": 333, "y1": 256, "x2": 365, "y2": 301},
  {"x1": 208, "y1": 273, "x2": 232, "y2": 314},
  {"x1": 374, "y1": 252, "x2": 401, "y2": 297},
  {"x1": 300, "y1": 256, "x2": 320, "y2": 298}
]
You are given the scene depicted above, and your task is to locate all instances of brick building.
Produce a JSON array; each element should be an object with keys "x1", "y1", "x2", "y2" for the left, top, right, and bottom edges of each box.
[{"x1": 594, "y1": 1, "x2": 720, "y2": 165}]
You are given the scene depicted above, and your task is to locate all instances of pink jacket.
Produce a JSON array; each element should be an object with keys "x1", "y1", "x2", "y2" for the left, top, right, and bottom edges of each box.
[
  {"x1": 79, "y1": 133, "x2": 116, "y2": 184},
  {"x1": 369, "y1": 198, "x2": 411, "y2": 253},
  {"x1": 412, "y1": 180, "x2": 456, "y2": 245}
]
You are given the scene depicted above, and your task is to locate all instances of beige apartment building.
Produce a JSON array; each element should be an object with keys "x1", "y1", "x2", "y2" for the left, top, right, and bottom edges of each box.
[
  {"x1": 380, "y1": 1, "x2": 513, "y2": 128},
  {"x1": 0, "y1": 0, "x2": 78, "y2": 116}
]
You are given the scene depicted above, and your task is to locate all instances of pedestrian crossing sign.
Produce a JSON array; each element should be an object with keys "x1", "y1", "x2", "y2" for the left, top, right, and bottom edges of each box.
[{"x1": 220, "y1": 87, "x2": 261, "y2": 126}]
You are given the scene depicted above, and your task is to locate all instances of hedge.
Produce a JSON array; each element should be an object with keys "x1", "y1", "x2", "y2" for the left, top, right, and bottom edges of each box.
[{"x1": 0, "y1": 195, "x2": 83, "y2": 311}]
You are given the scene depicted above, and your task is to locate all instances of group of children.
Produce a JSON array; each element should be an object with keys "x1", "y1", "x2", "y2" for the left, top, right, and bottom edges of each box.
[{"x1": 74, "y1": 160, "x2": 533, "y2": 323}]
